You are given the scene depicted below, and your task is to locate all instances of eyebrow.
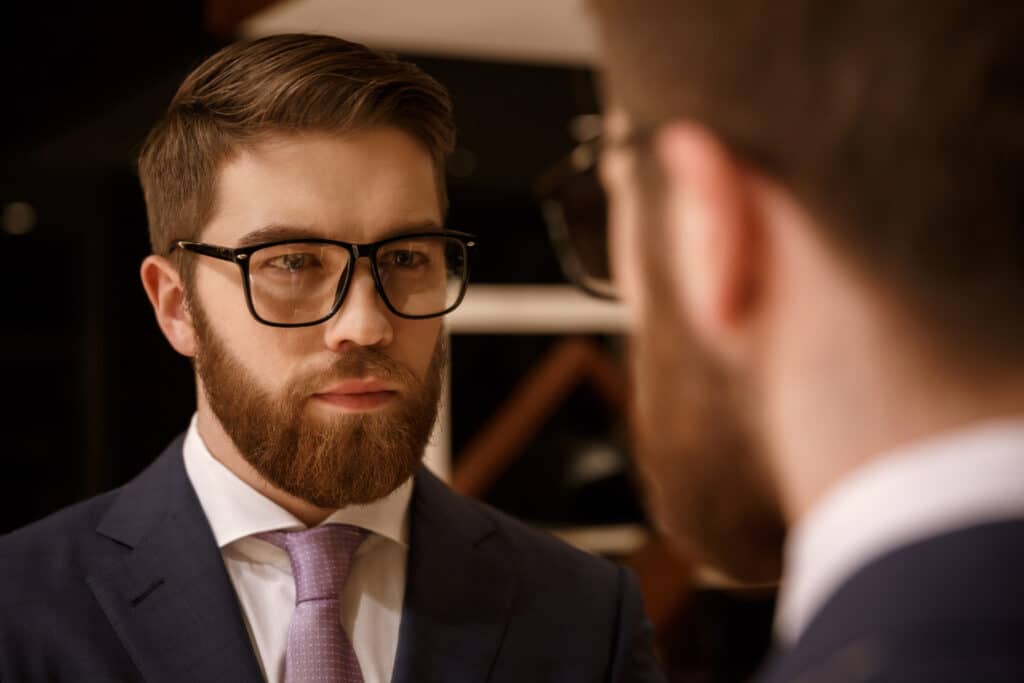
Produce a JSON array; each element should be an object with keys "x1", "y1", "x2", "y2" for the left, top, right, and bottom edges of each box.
[
  {"x1": 235, "y1": 220, "x2": 445, "y2": 248},
  {"x1": 235, "y1": 225, "x2": 321, "y2": 248}
]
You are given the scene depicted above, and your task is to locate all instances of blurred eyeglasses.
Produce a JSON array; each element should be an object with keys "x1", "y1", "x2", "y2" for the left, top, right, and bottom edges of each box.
[
  {"x1": 170, "y1": 231, "x2": 477, "y2": 327},
  {"x1": 536, "y1": 134, "x2": 614, "y2": 300},
  {"x1": 539, "y1": 115, "x2": 782, "y2": 301}
]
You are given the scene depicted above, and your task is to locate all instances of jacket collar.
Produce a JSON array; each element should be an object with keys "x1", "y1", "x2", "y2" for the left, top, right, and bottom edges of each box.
[
  {"x1": 391, "y1": 467, "x2": 519, "y2": 683},
  {"x1": 90, "y1": 435, "x2": 519, "y2": 683},
  {"x1": 89, "y1": 435, "x2": 265, "y2": 682}
]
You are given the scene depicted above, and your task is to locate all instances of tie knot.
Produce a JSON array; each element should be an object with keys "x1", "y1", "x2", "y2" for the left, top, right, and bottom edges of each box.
[{"x1": 258, "y1": 524, "x2": 368, "y2": 603}]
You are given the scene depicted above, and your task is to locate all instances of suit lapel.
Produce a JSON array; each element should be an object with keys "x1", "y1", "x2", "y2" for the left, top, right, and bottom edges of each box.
[
  {"x1": 87, "y1": 436, "x2": 264, "y2": 682},
  {"x1": 391, "y1": 469, "x2": 519, "y2": 683}
]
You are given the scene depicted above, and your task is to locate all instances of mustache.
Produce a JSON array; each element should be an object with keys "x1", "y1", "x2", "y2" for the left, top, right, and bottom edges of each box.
[{"x1": 288, "y1": 347, "x2": 421, "y2": 398}]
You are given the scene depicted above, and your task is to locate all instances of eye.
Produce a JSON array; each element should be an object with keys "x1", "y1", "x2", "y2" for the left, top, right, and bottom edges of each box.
[
  {"x1": 381, "y1": 249, "x2": 428, "y2": 269},
  {"x1": 267, "y1": 252, "x2": 319, "y2": 272}
]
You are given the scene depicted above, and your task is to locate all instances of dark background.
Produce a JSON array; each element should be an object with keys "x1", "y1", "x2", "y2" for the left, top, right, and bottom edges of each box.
[{"x1": 0, "y1": 3, "x2": 774, "y2": 679}]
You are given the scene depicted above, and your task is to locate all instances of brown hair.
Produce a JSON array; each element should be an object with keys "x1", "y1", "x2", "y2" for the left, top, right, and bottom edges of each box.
[
  {"x1": 589, "y1": 1, "x2": 1024, "y2": 362},
  {"x1": 138, "y1": 33, "x2": 455, "y2": 275}
]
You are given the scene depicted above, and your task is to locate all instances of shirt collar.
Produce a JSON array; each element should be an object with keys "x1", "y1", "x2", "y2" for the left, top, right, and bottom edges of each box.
[
  {"x1": 775, "y1": 419, "x2": 1024, "y2": 645},
  {"x1": 182, "y1": 414, "x2": 412, "y2": 549}
]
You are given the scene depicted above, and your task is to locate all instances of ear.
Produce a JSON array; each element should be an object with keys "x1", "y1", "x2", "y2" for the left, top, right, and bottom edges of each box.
[
  {"x1": 140, "y1": 255, "x2": 197, "y2": 357},
  {"x1": 655, "y1": 122, "x2": 763, "y2": 363}
]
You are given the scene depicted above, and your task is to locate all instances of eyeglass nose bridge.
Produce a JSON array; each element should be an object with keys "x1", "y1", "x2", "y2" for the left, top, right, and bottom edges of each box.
[
  {"x1": 328, "y1": 242, "x2": 389, "y2": 318},
  {"x1": 234, "y1": 245, "x2": 384, "y2": 318}
]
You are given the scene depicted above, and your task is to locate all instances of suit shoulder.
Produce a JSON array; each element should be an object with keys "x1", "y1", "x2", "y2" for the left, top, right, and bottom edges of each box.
[
  {"x1": 2, "y1": 487, "x2": 120, "y2": 548},
  {"x1": 0, "y1": 487, "x2": 124, "y2": 600},
  {"x1": 763, "y1": 520, "x2": 1024, "y2": 683},
  {"x1": 3, "y1": 489, "x2": 119, "y2": 548},
  {"x1": 458, "y1": 491, "x2": 624, "y2": 582},
  {"x1": 414, "y1": 469, "x2": 626, "y2": 584}
]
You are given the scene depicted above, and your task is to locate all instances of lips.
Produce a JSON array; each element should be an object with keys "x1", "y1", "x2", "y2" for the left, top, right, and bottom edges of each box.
[
  {"x1": 312, "y1": 378, "x2": 399, "y2": 411},
  {"x1": 317, "y1": 378, "x2": 396, "y2": 395}
]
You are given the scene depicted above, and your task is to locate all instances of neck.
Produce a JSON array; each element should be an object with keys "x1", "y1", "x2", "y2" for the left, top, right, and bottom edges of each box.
[
  {"x1": 758, "y1": 256, "x2": 1024, "y2": 524},
  {"x1": 768, "y1": 339, "x2": 1024, "y2": 525},
  {"x1": 194, "y1": 394, "x2": 335, "y2": 527},
  {"x1": 755, "y1": 196, "x2": 1024, "y2": 526}
]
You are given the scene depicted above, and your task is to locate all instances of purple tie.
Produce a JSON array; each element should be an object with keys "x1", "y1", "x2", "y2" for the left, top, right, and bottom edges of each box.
[{"x1": 258, "y1": 524, "x2": 369, "y2": 683}]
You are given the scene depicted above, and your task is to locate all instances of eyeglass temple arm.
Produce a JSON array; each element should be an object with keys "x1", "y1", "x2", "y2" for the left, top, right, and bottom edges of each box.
[{"x1": 169, "y1": 240, "x2": 238, "y2": 262}]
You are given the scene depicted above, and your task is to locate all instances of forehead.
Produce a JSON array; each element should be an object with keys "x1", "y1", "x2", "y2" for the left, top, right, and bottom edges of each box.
[{"x1": 202, "y1": 128, "x2": 442, "y2": 245}]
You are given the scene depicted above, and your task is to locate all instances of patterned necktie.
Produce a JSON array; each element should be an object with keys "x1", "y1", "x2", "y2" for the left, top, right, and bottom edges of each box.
[{"x1": 258, "y1": 524, "x2": 369, "y2": 683}]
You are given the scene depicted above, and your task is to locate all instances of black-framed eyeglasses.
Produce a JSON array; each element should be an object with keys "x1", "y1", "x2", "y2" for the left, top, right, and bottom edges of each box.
[
  {"x1": 538, "y1": 116, "x2": 783, "y2": 302},
  {"x1": 170, "y1": 231, "x2": 477, "y2": 327},
  {"x1": 536, "y1": 124, "x2": 657, "y2": 301}
]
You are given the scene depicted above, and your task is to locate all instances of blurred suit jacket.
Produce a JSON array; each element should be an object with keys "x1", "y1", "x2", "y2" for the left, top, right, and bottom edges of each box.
[
  {"x1": 758, "y1": 518, "x2": 1024, "y2": 682},
  {"x1": 0, "y1": 434, "x2": 665, "y2": 683}
]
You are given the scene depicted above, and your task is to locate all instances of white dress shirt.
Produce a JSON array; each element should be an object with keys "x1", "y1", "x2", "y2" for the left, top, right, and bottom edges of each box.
[
  {"x1": 775, "y1": 419, "x2": 1024, "y2": 645},
  {"x1": 182, "y1": 415, "x2": 411, "y2": 683}
]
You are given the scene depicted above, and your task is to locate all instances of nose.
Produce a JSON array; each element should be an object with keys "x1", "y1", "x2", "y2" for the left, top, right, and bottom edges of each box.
[{"x1": 322, "y1": 260, "x2": 394, "y2": 350}]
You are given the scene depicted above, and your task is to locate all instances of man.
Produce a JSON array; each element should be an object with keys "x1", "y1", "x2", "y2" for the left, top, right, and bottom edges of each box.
[
  {"x1": 545, "y1": 1, "x2": 1024, "y2": 680},
  {"x1": 0, "y1": 34, "x2": 663, "y2": 683}
]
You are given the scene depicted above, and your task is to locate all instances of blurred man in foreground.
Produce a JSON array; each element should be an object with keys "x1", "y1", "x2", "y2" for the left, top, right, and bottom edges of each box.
[{"x1": 545, "y1": 1, "x2": 1024, "y2": 679}]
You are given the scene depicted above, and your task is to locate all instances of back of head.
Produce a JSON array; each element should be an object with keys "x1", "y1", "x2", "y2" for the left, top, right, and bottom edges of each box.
[
  {"x1": 138, "y1": 33, "x2": 455, "y2": 277},
  {"x1": 590, "y1": 1, "x2": 1024, "y2": 366}
]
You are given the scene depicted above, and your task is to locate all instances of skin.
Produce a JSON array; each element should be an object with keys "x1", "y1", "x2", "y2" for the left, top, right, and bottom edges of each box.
[
  {"x1": 602, "y1": 106, "x2": 1024, "y2": 575},
  {"x1": 141, "y1": 128, "x2": 444, "y2": 526}
]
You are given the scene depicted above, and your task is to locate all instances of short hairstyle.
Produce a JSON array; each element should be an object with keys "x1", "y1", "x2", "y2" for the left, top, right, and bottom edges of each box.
[
  {"x1": 589, "y1": 1, "x2": 1024, "y2": 363},
  {"x1": 138, "y1": 33, "x2": 455, "y2": 273}
]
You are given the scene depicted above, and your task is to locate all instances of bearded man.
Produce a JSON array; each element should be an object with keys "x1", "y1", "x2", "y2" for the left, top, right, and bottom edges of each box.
[{"x1": 0, "y1": 34, "x2": 664, "y2": 683}]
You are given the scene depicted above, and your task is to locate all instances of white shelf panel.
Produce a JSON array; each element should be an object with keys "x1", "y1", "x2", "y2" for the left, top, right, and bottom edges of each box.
[{"x1": 447, "y1": 284, "x2": 628, "y2": 334}]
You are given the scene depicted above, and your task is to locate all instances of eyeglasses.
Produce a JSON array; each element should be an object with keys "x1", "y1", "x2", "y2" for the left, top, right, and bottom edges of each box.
[
  {"x1": 537, "y1": 135, "x2": 612, "y2": 300},
  {"x1": 170, "y1": 231, "x2": 477, "y2": 327},
  {"x1": 536, "y1": 123, "x2": 661, "y2": 301},
  {"x1": 539, "y1": 117, "x2": 783, "y2": 302}
]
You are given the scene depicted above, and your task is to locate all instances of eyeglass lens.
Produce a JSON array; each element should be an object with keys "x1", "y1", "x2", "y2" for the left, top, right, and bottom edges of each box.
[
  {"x1": 246, "y1": 236, "x2": 468, "y2": 324},
  {"x1": 550, "y1": 163, "x2": 613, "y2": 297}
]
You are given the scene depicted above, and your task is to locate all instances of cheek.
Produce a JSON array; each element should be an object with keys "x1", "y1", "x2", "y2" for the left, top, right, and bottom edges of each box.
[
  {"x1": 391, "y1": 318, "x2": 442, "y2": 378},
  {"x1": 194, "y1": 261, "x2": 250, "y2": 330},
  {"x1": 194, "y1": 267, "x2": 297, "y2": 390}
]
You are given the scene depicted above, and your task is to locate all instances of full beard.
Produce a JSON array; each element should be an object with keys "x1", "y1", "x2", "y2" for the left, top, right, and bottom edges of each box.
[
  {"x1": 192, "y1": 303, "x2": 446, "y2": 509},
  {"x1": 630, "y1": 309, "x2": 784, "y2": 583},
  {"x1": 628, "y1": 177, "x2": 786, "y2": 584}
]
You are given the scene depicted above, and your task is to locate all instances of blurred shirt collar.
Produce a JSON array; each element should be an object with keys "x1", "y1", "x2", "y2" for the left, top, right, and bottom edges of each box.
[{"x1": 776, "y1": 419, "x2": 1024, "y2": 644}]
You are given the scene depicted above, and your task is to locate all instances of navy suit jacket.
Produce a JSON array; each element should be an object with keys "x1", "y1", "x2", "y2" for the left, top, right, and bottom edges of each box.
[
  {"x1": 0, "y1": 435, "x2": 664, "y2": 682},
  {"x1": 758, "y1": 519, "x2": 1024, "y2": 683}
]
